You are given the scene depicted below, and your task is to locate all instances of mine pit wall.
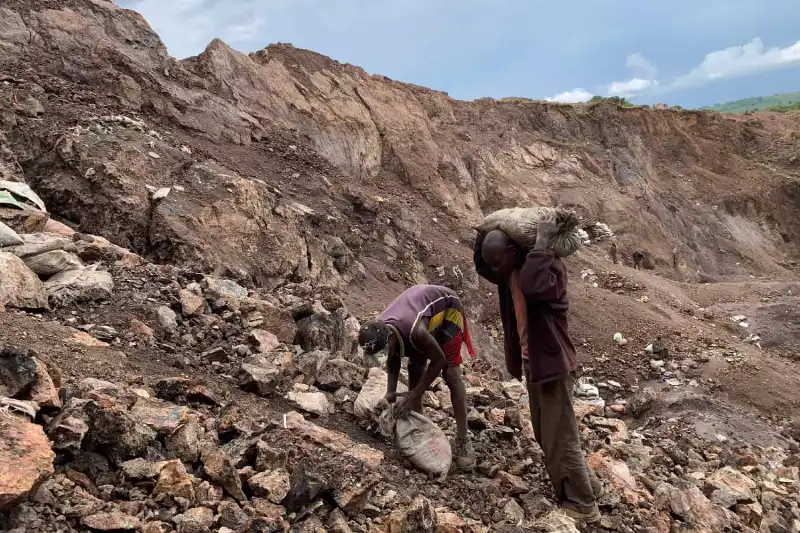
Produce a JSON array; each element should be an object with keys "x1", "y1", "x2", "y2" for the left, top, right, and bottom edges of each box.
[{"x1": 0, "y1": 0, "x2": 798, "y2": 287}]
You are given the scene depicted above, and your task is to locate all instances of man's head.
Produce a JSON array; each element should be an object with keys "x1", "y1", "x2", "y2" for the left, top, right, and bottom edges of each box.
[
  {"x1": 358, "y1": 320, "x2": 390, "y2": 355},
  {"x1": 481, "y1": 230, "x2": 517, "y2": 277}
]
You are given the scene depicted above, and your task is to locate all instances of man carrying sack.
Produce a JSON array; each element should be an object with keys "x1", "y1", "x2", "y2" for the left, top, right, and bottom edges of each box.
[{"x1": 473, "y1": 212, "x2": 602, "y2": 523}]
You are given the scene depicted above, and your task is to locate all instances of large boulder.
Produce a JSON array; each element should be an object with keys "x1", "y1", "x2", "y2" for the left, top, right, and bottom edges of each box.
[
  {"x1": 83, "y1": 402, "x2": 158, "y2": 464},
  {"x1": 44, "y1": 266, "x2": 113, "y2": 306},
  {"x1": 654, "y1": 481, "x2": 736, "y2": 532},
  {"x1": 283, "y1": 411, "x2": 383, "y2": 468},
  {"x1": 705, "y1": 467, "x2": 757, "y2": 508},
  {"x1": 315, "y1": 357, "x2": 364, "y2": 392},
  {"x1": 286, "y1": 391, "x2": 333, "y2": 417},
  {"x1": 0, "y1": 252, "x2": 48, "y2": 309},
  {"x1": 241, "y1": 298, "x2": 297, "y2": 343},
  {"x1": 203, "y1": 277, "x2": 247, "y2": 311},
  {"x1": 292, "y1": 349, "x2": 331, "y2": 385},
  {"x1": 0, "y1": 206, "x2": 48, "y2": 234},
  {"x1": 248, "y1": 329, "x2": 281, "y2": 354},
  {"x1": 4, "y1": 233, "x2": 77, "y2": 258},
  {"x1": 282, "y1": 459, "x2": 330, "y2": 513},
  {"x1": 23, "y1": 250, "x2": 83, "y2": 277},
  {"x1": 0, "y1": 345, "x2": 38, "y2": 399},
  {"x1": 179, "y1": 288, "x2": 205, "y2": 317},
  {"x1": 152, "y1": 460, "x2": 196, "y2": 504},
  {"x1": 81, "y1": 512, "x2": 141, "y2": 531},
  {"x1": 0, "y1": 415, "x2": 55, "y2": 510},
  {"x1": 294, "y1": 312, "x2": 348, "y2": 353},
  {"x1": 0, "y1": 220, "x2": 22, "y2": 246},
  {"x1": 129, "y1": 398, "x2": 191, "y2": 437}
]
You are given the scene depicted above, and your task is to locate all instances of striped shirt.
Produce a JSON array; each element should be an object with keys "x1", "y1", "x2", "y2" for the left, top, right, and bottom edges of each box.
[{"x1": 380, "y1": 285, "x2": 465, "y2": 357}]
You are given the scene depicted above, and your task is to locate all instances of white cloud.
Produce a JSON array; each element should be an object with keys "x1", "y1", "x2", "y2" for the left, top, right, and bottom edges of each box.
[
  {"x1": 625, "y1": 53, "x2": 657, "y2": 80},
  {"x1": 608, "y1": 78, "x2": 657, "y2": 97},
  {"x1": 605, "y1": 53, "x2": 659, "y2": 98},
  {"x1": 670, "y1": 38, "x2": 800, "y2": 90},
  {"x1": 227, "y1": 17, "x2": 267, "y2": 44},
  {"x1": 545, "y1": 88, "x2": 594, "y2": 103}
]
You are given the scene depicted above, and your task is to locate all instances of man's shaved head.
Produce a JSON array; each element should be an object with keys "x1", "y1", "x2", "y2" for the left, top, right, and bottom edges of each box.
[
  {"x1": 483, "y1": 230, "x2": 510, "y2": 251},
  {"x1": 481, "y1": 230, "x2": 516, "y2": 277}
]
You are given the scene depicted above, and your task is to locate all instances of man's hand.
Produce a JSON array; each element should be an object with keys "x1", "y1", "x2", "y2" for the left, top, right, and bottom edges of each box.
[
  {"x1": 371, "y1": 391, "x2": 399, "y2": 417},
  {"x1": 535, "y1": 213, "x2": 558, "y2": 250},
  {"x1": 537, "y1": 213, "x2": 559, "y2": 240},
  {"x1": 393, "y1": 392, "x2": 419, "y2": 419}
]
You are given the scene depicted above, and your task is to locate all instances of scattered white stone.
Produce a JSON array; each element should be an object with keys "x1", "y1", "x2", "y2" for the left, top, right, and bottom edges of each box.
[
  {"x1": 148, "y1": 152, "x2": 161, "y2": 159},
  {"x1": 286, "y1": 391, "x2": 333, "y2": 417},
  {"x1": 152, "y1": 188, "x2": 171, "y2": 201},
  {"x1": 576, "y1": 381, "x2": 600, "y2": 399}
]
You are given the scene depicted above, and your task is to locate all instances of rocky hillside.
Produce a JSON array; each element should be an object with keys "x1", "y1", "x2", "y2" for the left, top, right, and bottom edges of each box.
[
  {"x1": 2, "y1": 0, "x2": 800, "y2": 286},
  {"x1": 1, "y1": 1, "x2": 800, "y2": 533}
]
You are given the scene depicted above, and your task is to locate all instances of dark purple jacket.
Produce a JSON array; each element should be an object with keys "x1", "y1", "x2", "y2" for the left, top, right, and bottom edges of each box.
[{"x1": 473, "y1": 235, "x2": 578, "y2": 385}]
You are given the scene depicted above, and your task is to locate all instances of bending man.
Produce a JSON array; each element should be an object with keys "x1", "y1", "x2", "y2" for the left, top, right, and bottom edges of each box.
[
  {"x1": 358, "y1": 284, "x2": 476, "y2": 471},
  {"x1": 474, "y1": 214, "x2": 601, "y2": 522}
]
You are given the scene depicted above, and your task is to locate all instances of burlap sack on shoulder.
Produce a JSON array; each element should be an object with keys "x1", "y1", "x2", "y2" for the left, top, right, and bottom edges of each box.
[{"x1": 476, "y1": 206, "x2": 582, "y2": 257}]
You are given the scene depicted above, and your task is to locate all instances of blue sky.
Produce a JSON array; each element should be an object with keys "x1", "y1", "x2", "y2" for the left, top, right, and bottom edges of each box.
[{"x1": 117, "y1": 0, "x2": 799, "y2": 108}]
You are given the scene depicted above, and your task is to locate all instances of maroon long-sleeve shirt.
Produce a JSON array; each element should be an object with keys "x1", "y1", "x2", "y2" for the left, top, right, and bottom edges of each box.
[{"x1": 474, "y1": 235, "x2": 579, "y2": 385}]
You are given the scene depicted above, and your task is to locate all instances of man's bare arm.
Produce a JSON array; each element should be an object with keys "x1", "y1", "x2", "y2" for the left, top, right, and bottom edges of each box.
[
  {"x1": 409, "y1": 328, "x2": 447, "y2": 398},
  {"x1": 385, "y1": 336, "x2": 402, "y2": 400}
]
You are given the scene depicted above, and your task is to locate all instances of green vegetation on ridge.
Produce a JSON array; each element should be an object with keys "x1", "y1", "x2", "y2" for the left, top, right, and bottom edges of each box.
[{"x1": 705, "y1": 91, "x2": 800, "y2": 113}]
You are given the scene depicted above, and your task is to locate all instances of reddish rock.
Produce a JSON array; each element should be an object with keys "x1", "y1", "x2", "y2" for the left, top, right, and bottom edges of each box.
[
  {"x1": 70, "y1": 331, "x2": 110, "y2": 348},
  {"x1": 81, "y1": 512, "x2": 141, "y2": 531},
  {"x1": 248, "y1": 469, "x2": 291, "y2": 504},
  {"x1": 129, "y1": 318, "x2": 155, "y2": 338},
  {"x1": 249, "y1": 329, "x2": 281, "y2": 353},
  {"x1": 654, "y1": 482, "x2": 735, "y2": 532},
  {"x1": 130, "y1": 398, "x2": 191, "y2": 436},
  {"x1": 201, "y1": 444, "x2": 247, "y2": 502},
  {"x1": 0, "y1": 252, "x2": 48, "y2": 310},
  {"x1": 179, "y1": 288, "x2": 205, "y2": 317},
  {"x1": 152, "y1": 460, "x2": 196, "y2": 503},
  {"x1": 588, "y1": 451, "x2": 641, "y2": 504},
  {"x1": 182, "y1": 507, "x2": 214, "y2": 528},
  {"x1": 0, "y1": 416, "x2": 55, "y2": 510},
  {"x1": 29, "y1": 356, "x2": 61, "y2": 409},
  {"x1": 386, "y1": 495, "x2": 438, "y2": 533},
  {"x1": 284, "y1": 411, "x2": 383, "y2": 468},
  {"x1": 332, "y1": 472, "x2": 381, "y2": 515}
]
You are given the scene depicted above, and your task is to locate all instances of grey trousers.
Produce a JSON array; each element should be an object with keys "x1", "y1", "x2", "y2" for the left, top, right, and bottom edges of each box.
[{"x1": 525, "y1": 371, "x2": 601, "y2": 514}]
